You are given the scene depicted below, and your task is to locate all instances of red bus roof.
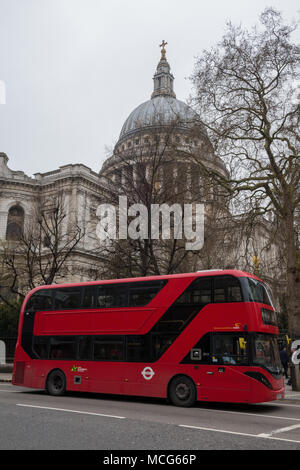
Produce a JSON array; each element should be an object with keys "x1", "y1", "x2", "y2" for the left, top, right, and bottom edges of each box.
[{"x1": 26, "y1": 269, "x2": 262, "y2": 294}]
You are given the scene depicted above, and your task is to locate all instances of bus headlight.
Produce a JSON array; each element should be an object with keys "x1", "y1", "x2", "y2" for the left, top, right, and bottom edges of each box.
[{"x1": 244, "y1": 371, "x2": 273, "y2": 389}]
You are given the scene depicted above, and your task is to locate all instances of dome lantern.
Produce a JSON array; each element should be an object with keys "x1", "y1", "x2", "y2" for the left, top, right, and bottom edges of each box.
[
  {"x1": 117, "y1": 43, "x2": 202, "y2": 143},
  {"x1": 151, "y1": 40, "x2": 176, "y2": 99}
]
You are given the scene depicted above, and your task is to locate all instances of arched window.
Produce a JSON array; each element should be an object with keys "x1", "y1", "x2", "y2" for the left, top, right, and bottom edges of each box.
[{"x1": 6, "y1": 205, "x2": 24, "y2": 241}]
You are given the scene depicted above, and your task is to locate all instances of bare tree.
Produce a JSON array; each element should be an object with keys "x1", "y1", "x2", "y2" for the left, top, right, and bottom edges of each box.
[
  {"x1": 97, "y1": 124, "x2": 194, "y2": 278},
  {"x1": 189, "y1": 8, "x2": 300, "y2": 335}
]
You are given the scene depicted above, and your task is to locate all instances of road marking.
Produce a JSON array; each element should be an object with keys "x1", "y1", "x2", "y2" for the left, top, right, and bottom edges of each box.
[
  {"x1": 0, "y1": 389, "x2": 22, "y2": 392},
  {"x1": 179, "y1": 424, "x2": 300, "y2": 444},
  {"x1": 258, "y1": 423, "x2": 300, "y2": 438},
  {"x1": 197, "y1": 406, "x2": 300, "y2": 423},
  {"x1": 16, "y1": 404, "x2": 126, "y2": 420},
  {"x1": 265, "y1": 402, "x2": 300, "y2": 408}
]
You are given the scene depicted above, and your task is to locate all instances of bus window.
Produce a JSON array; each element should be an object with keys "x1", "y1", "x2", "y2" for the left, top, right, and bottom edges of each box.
[
  {"x1": 241, "y1": 277, "x2": 272, "y2": 306},
  {"x1": 82, "y1": 286, "x2": 96, "y2": 309},
  {"x1": 26, "y1": 289, "x2": 53, "y2": 312},
  {"x1": 93, "y1": 336, "x2": 124, "y2": 361},
  {"x1": 154, "y1": 279, "x2": 212, "y2": 334},
  {"x1": 154, "y1": 304, "x2": 200, "y2": 333},
  {"x1": 212, "y1": 333, "x2": 248, "y2": 365},
  {"x1": 49, "y1": 336, "x2": 77, "y2": 360},
  {"x1": 152, "y1": 334, "x2": 176, "y2": 360},
  {"x1": 126, "y1": 335, "x2": 152, "y2": 362},
  {"x1": 95, "y1": 280, "x2": 167, "y2": 309},
  {"x1": 96, "y1": 284, "x2": 128, "y2": 308},
  {"x1": 213, "y1": 276, "x2": 242, "y2": 303},
  {"x1": 128, "y1": 280, "x2": 166, "y2": 306},
  {"x1": 33, "y1": 336, "x2": 49, "y2": 359},
  {"x1": 252, "y1": 333, "x2": 281, "y2": 375},
  {"x1": 78, "y1": 336, "x2": 93, "y2": 360},
  {"x1": 175, "y1": 278, "x2": 212, "y2": 305},
  {"x1": 54, "y1": 287, "x2": 82, "y2": 310}
]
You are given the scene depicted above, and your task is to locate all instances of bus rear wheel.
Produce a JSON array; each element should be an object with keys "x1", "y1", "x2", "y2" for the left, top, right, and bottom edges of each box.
[
  {"x1": 46, "y1": 369, "x2": 66, "y2": 396},
  {"x1": 168, "y1": 375, "x2": 196, "y2": 407}
]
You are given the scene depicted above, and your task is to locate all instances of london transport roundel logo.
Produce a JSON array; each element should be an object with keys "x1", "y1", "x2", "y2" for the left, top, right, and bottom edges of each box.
[{"x1": 141, "y1": 366, "x2": 155, "y2": 380}]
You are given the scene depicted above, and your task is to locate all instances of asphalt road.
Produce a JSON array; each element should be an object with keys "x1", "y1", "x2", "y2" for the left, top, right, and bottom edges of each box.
[{"x1": 1, "y1": 382, "x2": 300, "y2": 453}]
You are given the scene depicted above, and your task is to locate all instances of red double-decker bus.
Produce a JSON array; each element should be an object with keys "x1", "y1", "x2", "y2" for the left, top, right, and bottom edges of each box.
[{"x1": 12, "y1": 269, "x2": 284, "y2": 406}]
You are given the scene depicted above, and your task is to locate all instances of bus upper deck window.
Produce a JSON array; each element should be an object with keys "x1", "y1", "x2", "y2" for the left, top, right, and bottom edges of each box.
[
  {"x1": 26, "y1": 290, "x2": 53, "y2": 312},
  {"x1": 213, "y1": 276, "x2": 243, "y2": 303},
  {"x1": 244, "y1": 278, "x2": 273, "y2": 306}
]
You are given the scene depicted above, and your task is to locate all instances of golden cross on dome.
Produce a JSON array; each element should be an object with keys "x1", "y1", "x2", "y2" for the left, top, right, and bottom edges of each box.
[{"x1": 159, "y1": 40, "x2": 168, "y2": 59}]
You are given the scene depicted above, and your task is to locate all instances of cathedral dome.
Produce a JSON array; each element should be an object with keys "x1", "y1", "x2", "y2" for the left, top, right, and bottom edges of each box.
[
  {"x1": 119, "y1": 95, "x2": 200, "y2": 142},
  {"x1": 100, "y1": 42, "x2": 227, "y2": 179},
  {"x1": 116, "y1": 40, "x2": 204, "y2": 144}
]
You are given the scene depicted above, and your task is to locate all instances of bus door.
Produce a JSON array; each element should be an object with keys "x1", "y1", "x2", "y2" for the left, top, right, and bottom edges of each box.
[{"x1": 198, "y1": 333, "x2": 250, "y2": 402}]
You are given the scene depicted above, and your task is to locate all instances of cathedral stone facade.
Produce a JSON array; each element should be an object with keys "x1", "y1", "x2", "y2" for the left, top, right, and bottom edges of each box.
[{"x1": 0, "y1": 152, "x2": 112, "y2": 282}]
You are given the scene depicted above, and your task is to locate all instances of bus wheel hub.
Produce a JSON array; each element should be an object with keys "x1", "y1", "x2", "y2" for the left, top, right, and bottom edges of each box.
[{"x1": 176, "y1": 383, "x2": 190, "y2": 400}]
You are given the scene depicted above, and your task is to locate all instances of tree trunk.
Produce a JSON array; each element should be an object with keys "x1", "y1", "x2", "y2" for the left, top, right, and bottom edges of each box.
[{"x1": 285, "y1": 208, "x2": 300, "y2": 337}]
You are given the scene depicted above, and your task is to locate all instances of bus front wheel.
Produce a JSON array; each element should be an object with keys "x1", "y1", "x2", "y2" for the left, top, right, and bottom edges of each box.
[
  {"x1": 168, "y1": 375, "x2": 196, "y2": 407},
  {"x1": 46, "y1": 369, "x2": 66, "y2": 396}
]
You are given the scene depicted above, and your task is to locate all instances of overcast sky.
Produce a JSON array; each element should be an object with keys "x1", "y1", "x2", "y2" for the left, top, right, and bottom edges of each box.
[{"x1": 0, "y1": 0, "x2": 299, "y2": 177}]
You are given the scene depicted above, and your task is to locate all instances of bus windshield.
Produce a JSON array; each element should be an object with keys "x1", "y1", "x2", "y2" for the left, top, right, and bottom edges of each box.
[
  {"x1": 252, "y1": 333, "x2": 281, "y2": 376},
  {"x1": 241, "y1": 277, "x2": 273, "y2": 306}
]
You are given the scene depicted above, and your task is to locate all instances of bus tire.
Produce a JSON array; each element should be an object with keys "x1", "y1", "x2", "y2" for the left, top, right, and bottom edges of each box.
[
  {"x1": 168, "y1": 375, "x2": 196, "y2": 407},
  {"x1": 46, "y1": 369, "x2": 66, "y2": 396}
]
